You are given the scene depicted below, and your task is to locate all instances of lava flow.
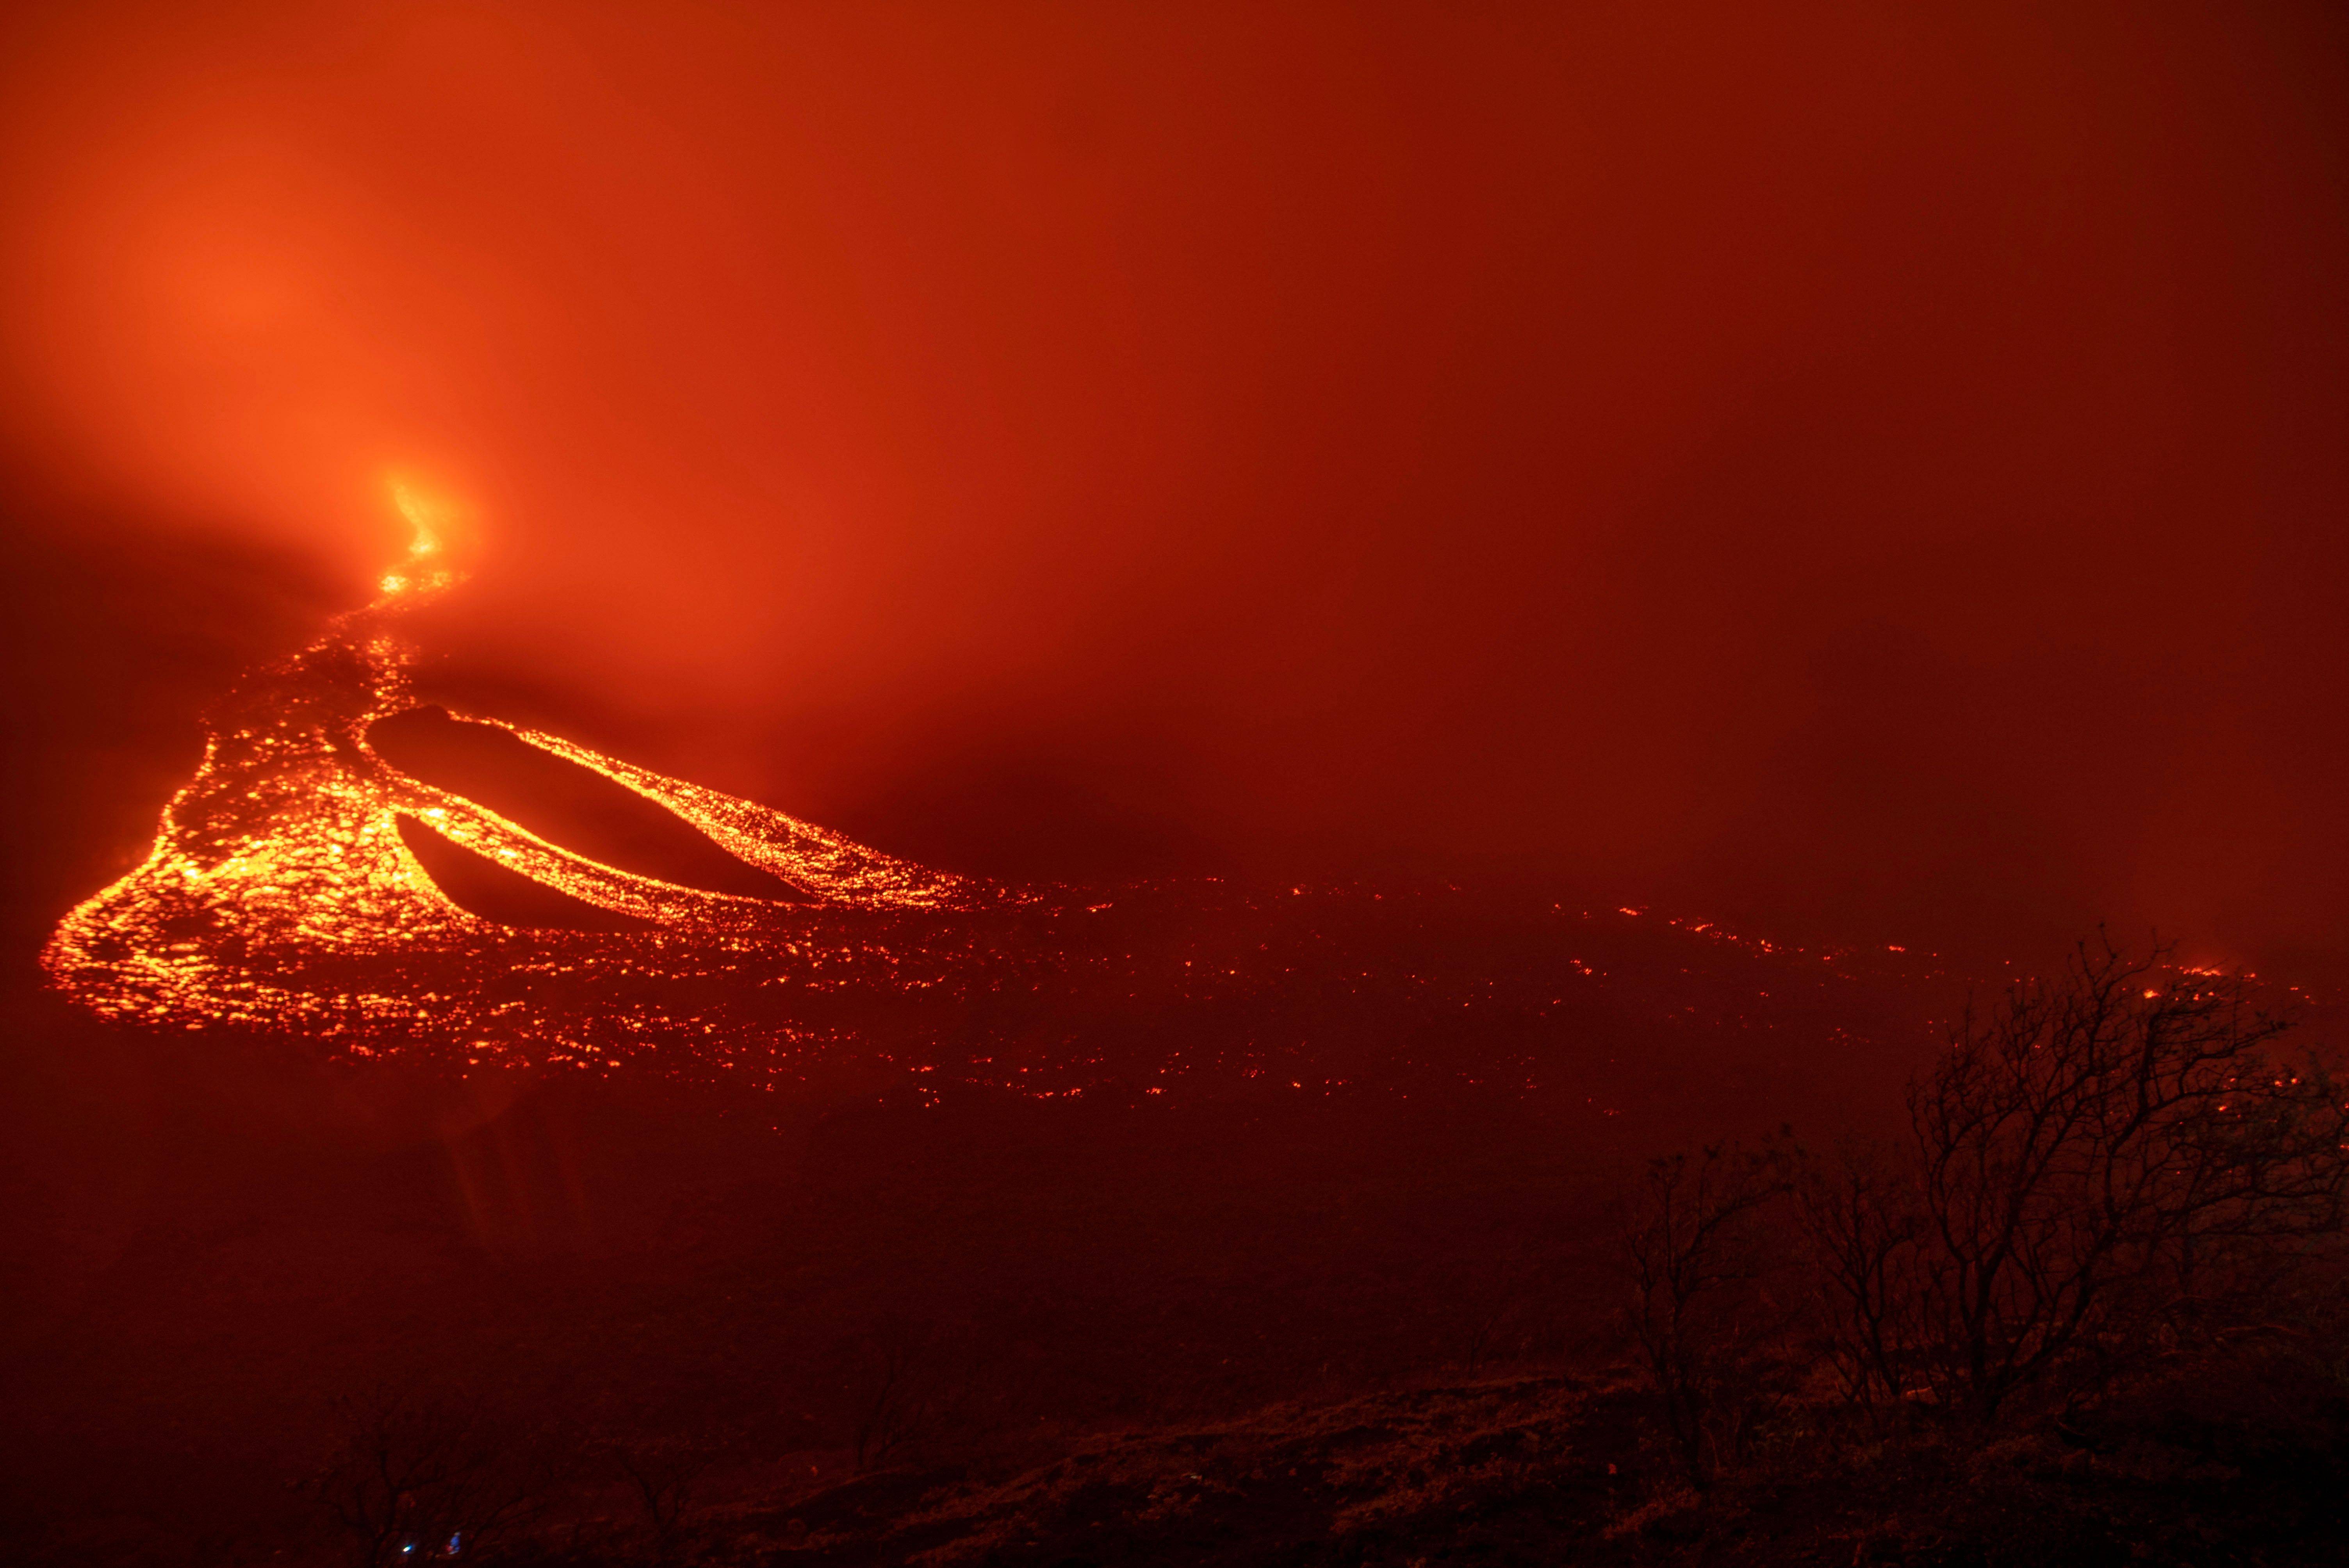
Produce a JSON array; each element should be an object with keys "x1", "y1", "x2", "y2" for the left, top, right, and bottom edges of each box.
[
  {"x1": 40, "y1": 519, "x2": 1025, "y2": 1079},
  {"x1": 43, "y1": 525, "x2": 1959, "y2": 1115}
]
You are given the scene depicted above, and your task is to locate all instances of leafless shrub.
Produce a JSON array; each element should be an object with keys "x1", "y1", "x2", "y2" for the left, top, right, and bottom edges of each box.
[
  {"x1": 843, "y1": 1319, "x2": 1001, "y2": 1472},
  {"x1": 1800, "y1": 937, "x2": 2349, "y2": 1422},
  {"x1": 311, "y1": 1389, "x2": 559, "y2": 1567},
  {"x1": 1795, "y1": 1137, "x2": 1922, "y2": 1412},
  {"x1": 1618, "y1": 1133, "x2": 1799, "y2": 1490},
  {"x1": 604, "y1": 1432, "x2": 722, "y2": 1564}
]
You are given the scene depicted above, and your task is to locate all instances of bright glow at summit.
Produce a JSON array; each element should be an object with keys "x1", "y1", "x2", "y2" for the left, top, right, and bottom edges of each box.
[{"x1": 379, "y1": 481, "x2": 465, "y2": 598}]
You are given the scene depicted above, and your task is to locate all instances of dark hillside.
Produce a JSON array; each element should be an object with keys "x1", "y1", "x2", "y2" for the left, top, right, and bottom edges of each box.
[{"x1": 0, "y1": 895, "x2": 1968, "y2": 1566}]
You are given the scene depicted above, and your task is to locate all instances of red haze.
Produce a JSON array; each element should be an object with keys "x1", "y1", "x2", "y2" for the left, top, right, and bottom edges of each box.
[{"x1": 4, "y1": 1, "x2": 2347, "y2": 975}]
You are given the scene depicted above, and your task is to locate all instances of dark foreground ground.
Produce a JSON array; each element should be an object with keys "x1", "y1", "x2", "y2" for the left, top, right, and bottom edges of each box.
[
  {"x1": 531, "y1": 1358, "x2": 2349, "y2": 1568},
  {"x1": 6, "y1": 937, "x2": 2345, "y2": 1566}
]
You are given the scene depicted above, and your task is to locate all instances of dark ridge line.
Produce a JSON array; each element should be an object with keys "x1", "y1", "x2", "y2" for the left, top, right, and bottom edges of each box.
[
  {"x1": 369, "y1": 704, "x2": 805, "y2": 902},
  {"x1": 395, "y1": 812, "x2": 656, "y2": 932}
]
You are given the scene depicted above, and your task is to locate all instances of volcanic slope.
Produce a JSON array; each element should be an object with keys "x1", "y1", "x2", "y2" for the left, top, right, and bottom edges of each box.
[{"x1": 37, "y1": 561, "x2": 1990, "y2": 1126}]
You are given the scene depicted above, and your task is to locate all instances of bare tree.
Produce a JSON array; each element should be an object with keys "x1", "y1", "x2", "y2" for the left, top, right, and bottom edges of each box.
[
  {"x1": 843, "y1": 1319, "x2": 999, "y2": 1473},
  {"x1": 849, "y1": 1329, "x2": 929, "y2": 1473},
  {"x1": 312, "y1": 1390, "x2": 554, "y2": 1567},
  {"x1": 1802, "y1": 937, "x2": 2349, "y2": 1422},
  {"x1": 606, "y1": 1433, "x2": 718, "y2": 1564},
  {"x1": 1795, "y1": 1138, "x2": 1922, "y2": 1410},
  {"x1": 1619, "y1": 1134, "x2": 1798, "y2": 1490}
]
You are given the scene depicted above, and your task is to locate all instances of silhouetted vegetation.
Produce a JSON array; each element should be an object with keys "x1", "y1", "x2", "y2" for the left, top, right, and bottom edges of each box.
[
  {"x1": 1593, "y1": 937, "x2": 2349, "y2": 1561},
  {"x1": 310, "y1": 1390, "x2": 565, "y2": 1567},
  {"x1": 1618, "y1": 1135, "x2": 1798, "y2": 1491},
  {"x1": 602, "y1": 1431, "x2": 724, "y2": 1565},
  {"x1": 1803, "y1": 939, "x2": 2347, "y2": 1422}
]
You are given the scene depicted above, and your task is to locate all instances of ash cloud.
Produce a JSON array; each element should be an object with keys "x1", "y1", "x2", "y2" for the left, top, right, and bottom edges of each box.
[{"x1": 3, "y1": 0, "x2": 2346, "y2": 978}]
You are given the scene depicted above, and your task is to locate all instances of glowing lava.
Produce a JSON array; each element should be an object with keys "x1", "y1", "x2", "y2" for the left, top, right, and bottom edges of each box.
[
  {"x1": 38, "y1": 517, "x2": 1962, "y2": 1111},
  {"x1": 43, "y1": 533, "x2": 1003, "y2": 1073}
]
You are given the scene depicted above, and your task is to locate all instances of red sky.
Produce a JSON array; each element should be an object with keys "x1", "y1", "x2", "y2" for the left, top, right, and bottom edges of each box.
[{"x1": 3, "y1": 0, "x2": 2346, "y2": 976}]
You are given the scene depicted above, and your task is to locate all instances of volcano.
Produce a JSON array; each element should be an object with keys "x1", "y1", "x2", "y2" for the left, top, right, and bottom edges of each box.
[
  {"x1": 39, "y1": 549, "x2": 1005, "y2": 1066},
  {"x1": 41, "y1": 545, "x2": 1976, "y2": 1127}
]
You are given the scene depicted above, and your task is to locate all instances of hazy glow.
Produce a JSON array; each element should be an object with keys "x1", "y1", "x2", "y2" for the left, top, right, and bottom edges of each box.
[
  {"x1": 390, "y1": 481, "x2": 446, "y2": 559},
  {"x1": 3, "y1": 3, "x2": 2346, "y2": 981},
  {"x1": 376, "y1": 479, "x2": 463, "y2": 599}
]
